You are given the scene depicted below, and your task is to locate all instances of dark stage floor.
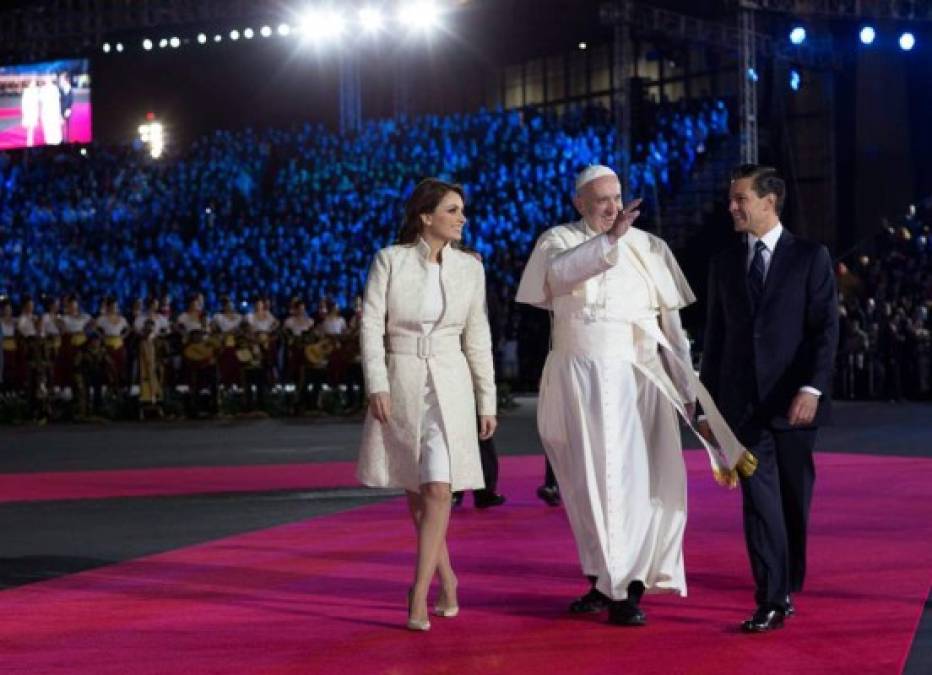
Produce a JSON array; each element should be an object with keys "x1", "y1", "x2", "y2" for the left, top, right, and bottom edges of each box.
[{"x1": 1, "y1": 399, "x2": 930, "y2": 673}]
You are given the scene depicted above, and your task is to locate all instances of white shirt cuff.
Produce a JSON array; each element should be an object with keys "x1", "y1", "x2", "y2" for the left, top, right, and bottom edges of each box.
[{"x1": 800, "y1": 386, "x2": 822, "y2": 397}]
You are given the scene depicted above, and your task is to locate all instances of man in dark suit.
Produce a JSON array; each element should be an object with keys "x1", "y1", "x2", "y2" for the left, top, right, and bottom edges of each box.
[{"x1": 699, "y1": 164, "x2": 838, "y2": 633}]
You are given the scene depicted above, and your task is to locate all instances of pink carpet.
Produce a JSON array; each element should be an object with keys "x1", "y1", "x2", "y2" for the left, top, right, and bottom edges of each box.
[
  {"x1": 0, "y1": 462, "x2": 360, "y2": 503},
  {"x1": 0, "y1": 452, "x2": 929, "y2": 674},
  {"x1": 0, "y1": 101, "x2": 92, "y2": 149}
]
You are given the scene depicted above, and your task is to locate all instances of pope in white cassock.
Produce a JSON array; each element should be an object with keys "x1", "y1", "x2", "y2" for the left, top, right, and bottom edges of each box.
[{"x1": 516, "y1": 165, "x2": 753, "y2": 627}]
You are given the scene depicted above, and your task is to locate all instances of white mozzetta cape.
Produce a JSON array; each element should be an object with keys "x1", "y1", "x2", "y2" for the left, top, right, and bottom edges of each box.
[{"x1": 517, "y1": 220, "x2": 752, "y2": 481}]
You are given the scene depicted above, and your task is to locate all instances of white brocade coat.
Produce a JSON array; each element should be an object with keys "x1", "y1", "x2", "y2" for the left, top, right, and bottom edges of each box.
[{"x1": 357, "y1": 239, "x2": 497, "y2": 492}]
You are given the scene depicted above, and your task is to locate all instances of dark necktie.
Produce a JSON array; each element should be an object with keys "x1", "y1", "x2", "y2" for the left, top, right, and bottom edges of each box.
[{"x1": 748, "y1": 240, "x2": 767, "y2": 311}]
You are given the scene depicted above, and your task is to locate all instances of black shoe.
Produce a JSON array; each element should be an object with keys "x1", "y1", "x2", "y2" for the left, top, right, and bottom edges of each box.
[
  {"x1": 741, "y1": 606, "x2": 785, "y2": 633},
  {"x1": 474, "y1": 493, "x2": 506, "y2": 509},
  {"x1": 451, "y1": 492, "x2": 464, "y2": 508},
  {"x1": 569, "y1": 587, "x2": 610, "y2": 613},
  {"x1": 536, "y1": 485, "x2": 561, "y2": 506},
  {"x1": 608, "y1": 600, "x2": 647, "y2": 626},
  {"x1": 785, "y1": 595, "x2": 794, "y2": 618}
]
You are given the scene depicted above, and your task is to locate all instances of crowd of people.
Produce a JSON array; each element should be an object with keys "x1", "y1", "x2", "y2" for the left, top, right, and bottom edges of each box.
[
  {"x1": 0, "y1": 291, "x2": 363, "y2": 421},
  {"x1": 0, "y1": 100, "x2": 728, "y2": 420},
  {"x1": 0, "y1": 98, "x2": 730, "y2": 420},
  {"x1": 835, "y1": 201, "x2": 932, "y2": 401}
]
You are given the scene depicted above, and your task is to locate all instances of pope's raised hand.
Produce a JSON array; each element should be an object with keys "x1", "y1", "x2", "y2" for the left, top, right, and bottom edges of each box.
[{"x1": 607, "y1": 198, "x2": 643, "y2": 243}]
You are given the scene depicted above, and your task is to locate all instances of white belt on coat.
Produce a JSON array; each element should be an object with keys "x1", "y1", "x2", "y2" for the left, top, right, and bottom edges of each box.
[{"x1": 387, "y1": 334, "x2": 461, "y2": 359}]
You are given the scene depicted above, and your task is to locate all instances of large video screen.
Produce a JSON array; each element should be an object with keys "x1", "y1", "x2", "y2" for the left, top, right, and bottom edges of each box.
[{"x1": 0, "y1": 58, "x2": 91, "y2": 150}]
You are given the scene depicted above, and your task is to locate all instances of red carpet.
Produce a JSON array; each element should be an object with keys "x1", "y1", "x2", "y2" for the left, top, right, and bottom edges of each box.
[
  {"x1": 0, "y1": 452, "x2": 929, "y2": 674},
  {"x1": 0, "y1": 101, "x2": 92, "y2": 149},
  {"x1": 0, "y1": 462, "x2": 360, "y2": 503}
]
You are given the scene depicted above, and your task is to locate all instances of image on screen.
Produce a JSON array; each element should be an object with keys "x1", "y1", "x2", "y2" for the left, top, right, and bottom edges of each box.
[{"x1": 0, "y1": 58, "x2": 91, "y2": 150}]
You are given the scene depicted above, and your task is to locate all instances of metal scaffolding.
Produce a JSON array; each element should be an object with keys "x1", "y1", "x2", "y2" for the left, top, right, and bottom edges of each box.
[
  {"x1": 738, "y1": 5, "x2": 759, "y2": 164},
  {"x1": 339, "y1": 52, "x2": 362, "y2": 136},
  {"x1": 735, "y1": 0, "x2": 932, "y2": 21},
  {"x1": 611, "y1": 16, "x2": 633, "y2": 194},
  {"x1": 0, "y1": 0, "x2": 270, "y2": 62}
]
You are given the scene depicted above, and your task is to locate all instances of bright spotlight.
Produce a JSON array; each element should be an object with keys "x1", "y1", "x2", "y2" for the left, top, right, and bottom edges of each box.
[
  {"x1": 230, "y1": 29, "x2": 240, "y2": 41},
  {"x1": 302, "y1": 10, "x2": 346, "y2": 41},
  {"x1": 899, "y1": 32, "x2": 916, "y2": 51},
  {"x1": 789, "y1": 26, "x2": 806, "y2": 45},
  {"x1": 260, "y1": 25, "x2": 273, "y2": 37},
  {"x1": 400, "y1": 2, "x2": 439, "y2": 30},
  {"x1": 789, "y1": 69, "x2": 801, "y2": 91},
  {"x1": 102, "y1": 42, "x2": 111, "y2": 53},
  {"x1": 747, "y1": 67, "x2": 759, "y2": 82},
  {"x1": 578, "y1": 41, "x2": 587, "y2": 50},
  {"x1": 214, "y1": 34, "x2": 222, "y2": 43},
  {"x1": 860, "y1": 26, "x2": 876, "y2": 45},
  {"x1": 197, "y1": 33, "x2": 207, "y2": 44},
  {"x1": 142, "y1": 38, "x2": 153, "y2": 50},
  {"x1": 158, "y1": 38, "x2": 168, "y2": 48},
  {"x1": 169, "y1": 36, "x2": 180, "y2": 48},
  {"x1": 359, "y1": 7, "x2": 384, "y2": 32},
  {"x1": 116, "y1": 42, "x2": 124, "y2": 52},
  {"x1": 278, "y1": 23, "x2": 291, "y2": 36},
  {"x1": 244, "y1": 27, "x2": 254, "y2": 39},
  {"x1": 138, "y1": 120, "x2": 165, "y2": 159}
]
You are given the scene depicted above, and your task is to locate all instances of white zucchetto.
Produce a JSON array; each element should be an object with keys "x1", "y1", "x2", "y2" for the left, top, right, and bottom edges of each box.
[{"x1": 574, "y1": 165, "x2": 618, "y2": 194}]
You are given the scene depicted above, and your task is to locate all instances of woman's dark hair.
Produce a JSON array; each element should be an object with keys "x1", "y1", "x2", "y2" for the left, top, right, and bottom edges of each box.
[{"x1": 397, "y1": 178, "x2": 465, "y2": 245}]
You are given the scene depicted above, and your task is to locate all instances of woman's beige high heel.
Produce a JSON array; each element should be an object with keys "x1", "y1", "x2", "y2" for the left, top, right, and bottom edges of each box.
[
  {"x1": 434, "y1": 583, "x2": 459, "y2": 617},
  {"x1": 434, "y1": 604, "x2": 459, "y2": 618},
  {"x1": 407, "y1": 588, "x2": 431, "y2": 631}
]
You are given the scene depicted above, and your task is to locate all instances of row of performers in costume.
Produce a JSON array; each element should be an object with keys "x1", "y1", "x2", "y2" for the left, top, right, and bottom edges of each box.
[{"x1": 0, "y1": 294, "x2": 363, "y2": 416}]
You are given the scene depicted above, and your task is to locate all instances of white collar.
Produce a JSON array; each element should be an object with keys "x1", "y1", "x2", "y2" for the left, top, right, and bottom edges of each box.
[
  {"x1": 748, "y1": 222, "x2": 783, "y2": 252},
  {"x1": 416, "y1": 236, "x2": 451, "y2": 261}
]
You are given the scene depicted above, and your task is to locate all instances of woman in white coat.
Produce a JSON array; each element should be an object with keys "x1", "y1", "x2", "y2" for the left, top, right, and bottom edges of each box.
[{"x1": 357, "y1": 178, "x2": 497, "y2": 631}]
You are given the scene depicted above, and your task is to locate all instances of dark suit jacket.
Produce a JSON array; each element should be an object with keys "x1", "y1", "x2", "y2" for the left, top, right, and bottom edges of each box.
[{"x1": 700, "y1": 228, "x2": 838, "y2": 440}]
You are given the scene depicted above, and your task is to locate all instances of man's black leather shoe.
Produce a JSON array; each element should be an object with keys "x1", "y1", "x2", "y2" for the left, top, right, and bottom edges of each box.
[
  {"x1": 536, "y1": 485, "x2": 561, "y2": 506},
  {"x1": 741, "y1": 606, "x2": 785, "y2": 633},
  {"x1": 608, "y1": 600, "x2": 647, "y2": 626},
  {"x1": 569, "y1": 587, "x2": 610, "y2": 613},
  {"x1": 451, "y1": 492, "x2": 464, "y2": 508},
  {"x1": 785, "y1": 596, "x2": 794, "y2": 617},
  {"x1": 474, "y1": 493, "x2": 506, "y2": 509}
]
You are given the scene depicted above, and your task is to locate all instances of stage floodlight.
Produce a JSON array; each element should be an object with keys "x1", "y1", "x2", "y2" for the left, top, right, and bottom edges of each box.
[
  {"x1": 230, "y1": 29, "x2": 240, "y2": 41},
  {"x1": 278, "y1": 23, "x2": 291, "y2": 36},
  {"x1": 578, "y1": 41, "x2": 587, "y2": 50},
  {"x1": 261, "y1": 25, "x2": 273, "y2": 37},
  {"x1": 399, "y1": 2, "x2": 439, "y2": 30},
  {"x1": 116, "y1": 42, "x2": 124, "y2": 52},
  {"x1": 789, "y1": 26, "x2": 806, "y2": 45},
  {"x1": 359, "y1": 7, "x2": 384, "y2": 32},
  {"x1": 789, "y1": 69, "x2": 801, "y2": 91},
  {"x1": 143, "y1": 38, "x2": 153, "y2": 50},
  {"x1": 102, "y1": 42, "x2": 111, "y2": 53},
  {"x1": 214, "y1": 34, "x2": 222, "y2": 43},
  {"x1": 169, "y1": 36, "x2": 180, "y2": 48},
  {"x1": 302, "y1": 9, "x2": 346, "y2": 41},
  {"x1": 899, "y1": 32, "x2": 916, "y2": 51},
  {"x1": 197, "y1": 33, "x2": 207, "y2": 44},
  {"x1": 158, "y1": 38, "x2": 168, "y2": 48},
  {"x1": 244, "y1": 27, "x2": 255, "y2": 39},
  {"x1": 860, "y1": 26, "x2": 876, "y2": 45}
]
